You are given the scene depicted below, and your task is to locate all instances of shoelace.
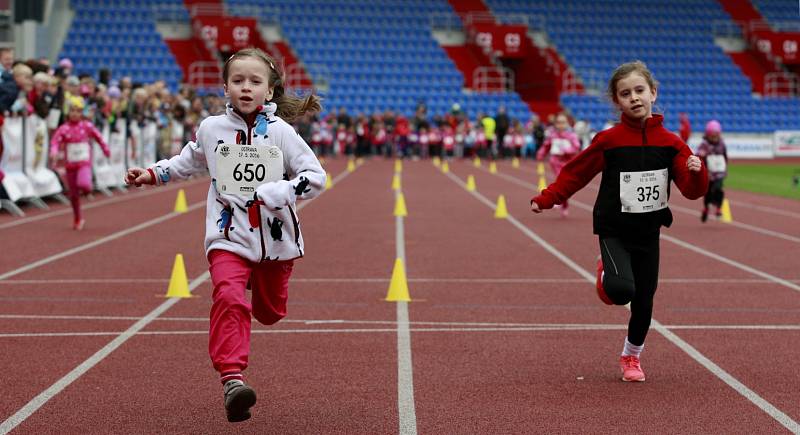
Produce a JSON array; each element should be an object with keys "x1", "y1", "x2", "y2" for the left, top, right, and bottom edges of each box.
[{"x1": 622, "y1": 356, "x2": 641, "y2": 370}]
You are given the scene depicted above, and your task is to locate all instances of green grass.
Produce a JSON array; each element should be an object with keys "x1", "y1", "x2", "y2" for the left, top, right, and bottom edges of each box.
[{"x1": 726, "y1": 163, "x2": 800, "y2": 200}]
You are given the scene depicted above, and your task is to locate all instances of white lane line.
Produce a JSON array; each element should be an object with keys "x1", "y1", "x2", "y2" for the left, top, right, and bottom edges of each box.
[
  {"x1": 0, "y1": 178, "x2": 208, "y2": 230},
  {"x1": 0, "y1": 164, "x2": 354, "y2": 282},
  {"x1": 4, "y1": 277, "x2": 796, "y2": 285},
  {"x1": 0, "y1": 166, "x2": 355, "y2": 433},
  {"x1": 661, "y1": 235, "x2": 800, "y2": 294},
  {"x1": 729, "y1": 200, "x2": 800, "y2": 220},
  {"x1": 445, "y1": 170, "x2": 800, "y2": 433},
  {"x1": 0, "y1": 202, "x2": 205, "y2": 281},
  {"x1": 394, "y1": 181, "x2": 417, "y2": 435},
  {"x1": 668, "y1": 203, "x2": 800, "y2": 243},
  {"x1": 0, "y1": 272, "x2": 209, "y2": 435},
  {"x1": 491, "y1": 169, "x2": 800, "y2": 293},
  {"x1": 3, "y1": 314, "x2": 800, "y2": 330},
  {"x1": 5, "y1": 323, "x2": 800, "y2": 338},
  {"x1": 493, "y1": 169, "x2": 800, "y2": 244}
]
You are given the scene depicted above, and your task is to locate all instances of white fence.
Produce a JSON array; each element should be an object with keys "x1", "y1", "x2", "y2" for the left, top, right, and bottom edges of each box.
[{"x1": 1, "y1": 114, "x2": 159, "y2": 216}]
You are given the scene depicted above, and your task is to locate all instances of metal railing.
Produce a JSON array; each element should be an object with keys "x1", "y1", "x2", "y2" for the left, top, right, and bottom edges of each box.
[
  {"x1": 188, "y1": 61, "x2": 222, "y2": 89},
  {"x1": 473, "y1": 66, "x2": 514, "y2": 93},
  {"x1": 764, "y1": 72, "x2": 799, "y2": 97}
]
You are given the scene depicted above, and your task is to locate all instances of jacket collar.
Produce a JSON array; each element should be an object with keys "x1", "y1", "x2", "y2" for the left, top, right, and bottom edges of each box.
[
  {"x1": 620, "y1": 113, "x2": 663, "y2": 130},
  {"x1": 226, "y1": 102, "x2": 277, "y2": 125}
]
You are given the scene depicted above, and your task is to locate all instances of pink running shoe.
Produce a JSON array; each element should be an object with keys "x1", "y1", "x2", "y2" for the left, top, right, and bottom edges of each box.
[
  {"x1": 620, "y1": 355, "x2": 646, "y2": 382},
  {"x1": 596, "y1": 258, "x2": 613, "y2": 305},
  {"x1": 73, "y1": 218, "x2": 85, "y2": 231}
]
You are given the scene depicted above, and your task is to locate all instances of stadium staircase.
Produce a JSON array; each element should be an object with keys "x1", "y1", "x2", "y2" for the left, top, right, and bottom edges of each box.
[
  {"x1": 445, "y1": 0, "x2": 570, "y2": 119},
  {"x1": 160, "y1": 1, "x2": 312, "y2": 91},
  {"x1": 227, "y1": 0, "x2": 532, "y2": 120},
  {"x1": 485, "y1": 0, "x2": 799, "y2": 133},
  {"x1": 716, "y1": 0, "x2": 796, "y2": 96}
]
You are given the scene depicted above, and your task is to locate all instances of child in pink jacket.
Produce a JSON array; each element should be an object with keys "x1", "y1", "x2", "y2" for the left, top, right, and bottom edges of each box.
[
  {"x1": 537, "y1": 112, "x2": 580, "y2": 216},
  {"x1": 50, "y1": 96, "x2": 110, "y2": 230}
]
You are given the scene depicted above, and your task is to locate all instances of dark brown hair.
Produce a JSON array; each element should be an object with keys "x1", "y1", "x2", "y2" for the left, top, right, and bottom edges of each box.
[
  {"x1": 607, "y1": 60, "x2": 659, "y2": 103},
  {"x1": 223, "y1": 48, "x2": 321, "y2": 123}
]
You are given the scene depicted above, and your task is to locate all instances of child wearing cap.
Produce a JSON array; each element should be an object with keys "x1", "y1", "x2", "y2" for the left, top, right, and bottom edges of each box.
[
  {"x1": 696, "y1": 120, "x2": 728, "y2": 222},
  {"x1": 49, "y1": 95, "x2": 110, "y2": 230}
]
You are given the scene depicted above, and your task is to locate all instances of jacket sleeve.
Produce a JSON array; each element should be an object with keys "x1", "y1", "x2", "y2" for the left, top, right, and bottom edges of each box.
[
  {"x1": 280, "y1": 122, "x2": 326, "y2": 201},
  {"x1": 671, "y1": 139, "x2": 708, "y2": 200},
  {"x1": 149, "y1": 122, "x2": 208, "y2": 185},
  {"x1": 531, "y1": 133, "x2": 605, "y2": 209}
]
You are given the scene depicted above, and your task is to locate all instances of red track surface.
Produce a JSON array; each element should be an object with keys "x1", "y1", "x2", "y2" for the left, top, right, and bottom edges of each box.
[{"x1": 1, "y1": 157, "x2": 798, "y2": 434}]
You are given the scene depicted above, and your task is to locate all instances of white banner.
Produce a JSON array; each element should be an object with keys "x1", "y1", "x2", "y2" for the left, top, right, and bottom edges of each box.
[
  {"x1": 773, "y1": 130, "x2": 800, "y2": 157},
  {"x1": 1, "y1": 116, "x2": 36, "y2": 202},
  {"x1": 94, "y1": 122, "x2": 127, "y2": 189},
  {"x1": 689, "y1": 133, "x2": 773, "y2": 159},
  {"x1": 127, "y1": 120, "x2": 157, "y2": 168},
  {"x1": 23, "y1": 115, "x2": 62, "y2": 198}
]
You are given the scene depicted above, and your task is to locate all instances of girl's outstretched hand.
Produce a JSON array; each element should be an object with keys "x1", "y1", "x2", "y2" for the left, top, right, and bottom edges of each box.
[
  {"x1": 125, "y1": 167, "x2": 152, "y2": 187},
  {"x1": 686, "y1": 155, "x2": 702, "y2": 172},
  {"x1": 530, "y1": 200, "x2": 543, "y2": 213}
]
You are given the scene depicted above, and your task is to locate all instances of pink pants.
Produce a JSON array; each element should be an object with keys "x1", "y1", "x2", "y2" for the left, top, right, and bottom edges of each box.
[
  {"x1": 65, "y1": 165, "x2": 92, "y2": 222},
  {"x1": 207, "y1": 249, "x2": 293, "y2": 378}
]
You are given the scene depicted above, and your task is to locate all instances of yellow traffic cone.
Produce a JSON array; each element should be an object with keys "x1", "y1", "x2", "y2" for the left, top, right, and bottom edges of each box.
[
  {"x1": 347, "y1": 159, "x2": 356, "y2": 172},
  {"x1": 441, "y1": 161, "x2": 450, "y2": 174},
  {"x1": 394, "y1": 193, "x2": 408, "y2": 217},
  {"x1": 538, "y1": 176, "x2": 547, "y2": 193},
  {"x1": 385, "y1": 258, "x2": 411, "y2": 301},
  {"x1": 537, "y1": 161, "x2": 545, "y2": 176},
  {"x1": 432, "y1": 156, "x2": 441, "y2": 167},
  {"x1": 392, "y1": 174, "x2": 401, "y2": 191},
  {"x1": 489, "y1": 161, "x2": 497, "y2": 174},
  {"x1": 720, "y1": 199, "x2": 733, "y2": 223},
  {"x1": 494, "y1": 195, "x2": 508, "y2": 219},
  {"x1": 465, "y1": 175, "x2": 476, "y2": 192},
  {"x1": 325, "y1": 173, "x2": 333, "y2": 189},
  {"x1": 174, "y1": 189, "x2": 188, "y2": 213},
  {"x1": 165, "y1": 254, "x2": 192, "y2": 298},
  {"x1": 512, "y1": 157, "x2": 520, "y2": 168},
  {"x1": 473, "y1": 157, "x2": 481, "y2": 167},
  {"x1": 395, "y1": 159, "x2": 402, "y2": 173}
]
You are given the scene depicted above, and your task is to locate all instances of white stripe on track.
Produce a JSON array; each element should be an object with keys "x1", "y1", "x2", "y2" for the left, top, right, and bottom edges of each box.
[
  {"x1": 0, "y1": 202, "x2": 205, "y2": 281},
  {"x1": 444, "y1": 170, "x2": 800, "y2": 434},
  {"x1": 0, "y1": 178, "x2": 208, "y2": 230},
  {"x1": 0, "y1": 166, "x2": 355, "y2": 433},
  {"x1": 0, "y1": 272, "x2": 209, "y2": 435},
  {"x1": 0, "y1": 164, "x2": 354, "y2": 282},
  {"x1": 493, "y1": 169, "x2": 800, "y2": 244},
  {"x1": 5, "y1": 323, "x2": 800, "y2": 339},
  {"x1": 394, "y1": 181, "x2": 418, "y2": 435}
]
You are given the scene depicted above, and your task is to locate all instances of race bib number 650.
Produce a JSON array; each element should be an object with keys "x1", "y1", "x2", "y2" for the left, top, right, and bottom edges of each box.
[
  {"x1": 216, "y1": 144, "x2": 284, "y2": 195},
  {"x1": 619, "y1": 168, "x2": 668, "y2": 213}
]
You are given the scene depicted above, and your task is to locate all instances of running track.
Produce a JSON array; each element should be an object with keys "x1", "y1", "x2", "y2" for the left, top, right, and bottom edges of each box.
[{"x1": 1, "y1": 158, "x2": 798, "y2": 434}]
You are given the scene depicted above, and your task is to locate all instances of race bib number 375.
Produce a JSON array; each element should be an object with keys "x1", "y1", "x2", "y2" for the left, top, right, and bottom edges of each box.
[
  {"x1": 619, "y1": 168, "x2": 668, "y2": 213},
  {"x1": 216, "y1": 144, "x2": 284, "y2": 195}
]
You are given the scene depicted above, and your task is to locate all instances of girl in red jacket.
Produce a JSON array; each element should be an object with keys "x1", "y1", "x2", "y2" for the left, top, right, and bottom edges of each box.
[{"x1": 531, "y1": 61, "x2": 707, "y2": 382}]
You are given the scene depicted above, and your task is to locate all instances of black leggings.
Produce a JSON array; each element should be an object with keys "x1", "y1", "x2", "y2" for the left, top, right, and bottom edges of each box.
[
  {"x1": 599, "y1": 236, "x2": 660, "y2": 346},
  {"x1": 704, "y1": 179, "x2": 724, "y2": 208}
]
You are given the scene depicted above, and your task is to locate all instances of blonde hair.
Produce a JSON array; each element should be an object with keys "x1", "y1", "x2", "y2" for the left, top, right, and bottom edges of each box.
[
  {"x1": 607, "y1": 60, "x2": 659, "y2": 103},
  {"x1": 12, "y1": 63, "x2": 32, "y2": 78},
  {"x1": 223, "y1": 48, "x2": 321, "y2": 123}
]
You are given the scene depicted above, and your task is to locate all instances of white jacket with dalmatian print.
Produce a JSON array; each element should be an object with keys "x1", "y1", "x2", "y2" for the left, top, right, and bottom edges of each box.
[{"x1": 148, "y1": 103, "x2": 326, "y2": 262}]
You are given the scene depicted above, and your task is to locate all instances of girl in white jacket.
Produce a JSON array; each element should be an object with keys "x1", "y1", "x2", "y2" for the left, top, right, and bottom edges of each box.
[{"x1": 125, "y1": 48, "x2": 325, "y2": 423}]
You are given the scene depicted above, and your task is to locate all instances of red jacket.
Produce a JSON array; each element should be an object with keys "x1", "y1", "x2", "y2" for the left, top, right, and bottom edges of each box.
[{"x1": 532, "y1": 114, "x2": 707, "y2": 238}]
